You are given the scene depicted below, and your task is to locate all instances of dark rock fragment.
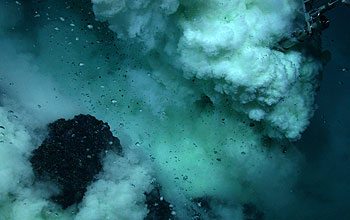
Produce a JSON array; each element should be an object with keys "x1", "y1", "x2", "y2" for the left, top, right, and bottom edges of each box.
[
  {"x1": 145, "y1": 187, "x2": 174, "y2": 220},
  {"x1": 30, "y1": 114, "x2": 121, "y2": 208},
  {"x1": 243, "y1": 203, "x2": 264, "y2": 220}
]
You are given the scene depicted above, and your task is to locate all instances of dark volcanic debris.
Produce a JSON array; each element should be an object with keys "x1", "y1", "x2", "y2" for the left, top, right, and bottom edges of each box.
[{"x1": 30, "y1": 114, "x2": 122, "y2": 208}]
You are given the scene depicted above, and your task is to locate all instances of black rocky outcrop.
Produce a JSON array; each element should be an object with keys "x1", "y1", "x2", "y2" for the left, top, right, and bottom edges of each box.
[
  {"x1": 243, "y1": 203, "x2": 265, "y2": 220},
  {"x1": 30, "y1": 114, "x2": 122, "y2": 208},
  {"x1": 145, "y1": 187, "x2": 174, "y2": 220}
]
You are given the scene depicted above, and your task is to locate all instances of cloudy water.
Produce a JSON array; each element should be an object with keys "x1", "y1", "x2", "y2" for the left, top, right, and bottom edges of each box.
[{"x1": 0, "y1": 1, "x2": 349, "y2": 220}]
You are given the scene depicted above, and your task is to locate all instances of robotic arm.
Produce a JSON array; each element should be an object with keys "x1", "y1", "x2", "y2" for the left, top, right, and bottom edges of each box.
[{"x1": 277, "y1": 0, "x2": 349, "y2": 51}]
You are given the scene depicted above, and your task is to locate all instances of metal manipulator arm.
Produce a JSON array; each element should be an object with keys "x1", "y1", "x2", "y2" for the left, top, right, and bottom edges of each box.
[{"x1": 277, "y1": 0, "x2": 349, "y2": 51}]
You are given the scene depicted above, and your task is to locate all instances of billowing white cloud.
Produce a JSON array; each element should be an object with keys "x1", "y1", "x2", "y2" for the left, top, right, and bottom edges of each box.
[{"x1": 92, "y1": 0, "x2": 323, "y2": 140}]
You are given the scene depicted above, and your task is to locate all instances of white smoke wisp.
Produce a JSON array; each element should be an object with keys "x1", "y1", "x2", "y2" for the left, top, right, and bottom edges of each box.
[{"x1": 75, "y1": 150, "x2": 154, "y2": 220}]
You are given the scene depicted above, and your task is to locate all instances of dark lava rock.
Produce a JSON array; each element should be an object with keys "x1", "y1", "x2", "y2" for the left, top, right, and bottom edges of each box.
[
  {"x1": 30, "y1": 114, "x2": 122, "y2": 208},
  {"x1": 243, "y1": 203, "x2": 264, "y2": 220},
  {"x1": 145, "y1": 187, "x2": 174, "y2": 220},
  {"x1": 191, "y1": 197, "x2": 215, "y2": 220}
]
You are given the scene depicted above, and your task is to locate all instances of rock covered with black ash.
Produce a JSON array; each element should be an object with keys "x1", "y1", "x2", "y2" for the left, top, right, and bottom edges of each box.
[{"x1": 30, "y1": 114, "x2": 122, "y2": 208}]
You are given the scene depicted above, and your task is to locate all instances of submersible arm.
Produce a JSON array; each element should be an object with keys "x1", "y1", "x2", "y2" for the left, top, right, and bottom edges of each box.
[{"x1": 277, "y1": 0, "x2": 350, "y2": 51}]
